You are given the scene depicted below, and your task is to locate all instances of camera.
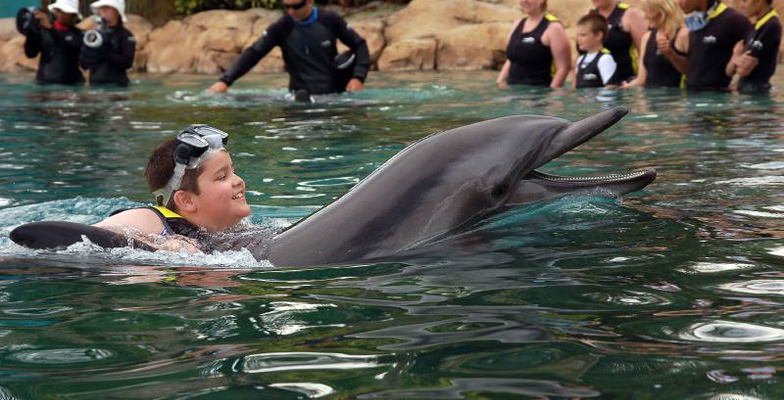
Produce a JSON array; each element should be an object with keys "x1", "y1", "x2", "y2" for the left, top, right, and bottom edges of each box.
[
  {"x1": 83, "y1": 17, "x2": 109, "y2": 49},
  {"x1": 16, "y1": 7, "x2": 43, "y2": 35}
]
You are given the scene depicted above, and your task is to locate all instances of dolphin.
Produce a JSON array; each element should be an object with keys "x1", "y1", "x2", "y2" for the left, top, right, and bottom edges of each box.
[
  {"x1": 9, "y1": 107, "x2": 655, "y2": 265},
  {"x1": 267, "y1": 106, "x2": 655, "y2": 266}
]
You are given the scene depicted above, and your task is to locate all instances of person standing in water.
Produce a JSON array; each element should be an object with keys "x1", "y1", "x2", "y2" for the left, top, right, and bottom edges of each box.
[
  {"x1": 496, "y1": 0, "x2": 571, "y2": 88},
  {"x1": 726, "y1": 0, "x2": 781, "y2": 93},
  {"x1": 623, "y1": 0, "x2": 686, "y2": 88},
  {"x1": 574, "y1": 13, "x2": 618, "y2": 88},
  {"x1": 22, "y1": 0, "x2": 84, "y2": 85},
  {"x1": 671, "y1": 0, "x2": 752, "y2": 91},
  {"x1": 208, "y1": 0, "x2": 370, "y2": 97},
  {"x1": 80, "y1": 0, "x2": 136, "y2": 86},
  {"x1": 588, "y1": 0, "x2": 648, "y2": 84}
]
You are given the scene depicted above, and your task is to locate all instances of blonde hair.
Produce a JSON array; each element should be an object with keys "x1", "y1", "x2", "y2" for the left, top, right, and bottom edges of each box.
[{"x1": 642, "y1": 0, "x2": 684, "y2": 39}]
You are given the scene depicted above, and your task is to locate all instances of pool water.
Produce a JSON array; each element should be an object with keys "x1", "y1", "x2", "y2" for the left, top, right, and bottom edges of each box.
[{"x1": 0, "y1": 70, "x2": 783, "y2": 399}]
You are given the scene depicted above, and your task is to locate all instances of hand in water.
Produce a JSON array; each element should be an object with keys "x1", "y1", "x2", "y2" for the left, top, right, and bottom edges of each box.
[
  {"x1": 208, "y1": 81, "x2": 229, "y2": 94},
  {"x1": 346, "y1": 78, "x2": 364, "y2": 92}
]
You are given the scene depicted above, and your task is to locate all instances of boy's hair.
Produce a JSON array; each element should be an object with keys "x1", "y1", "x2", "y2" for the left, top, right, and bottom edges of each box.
[
  {"x1": 144, "y1": 139, "x2": 201, "y2": 211},
  {"x1": 578, "y1": 13, "x2": 609, "y2": 39}
]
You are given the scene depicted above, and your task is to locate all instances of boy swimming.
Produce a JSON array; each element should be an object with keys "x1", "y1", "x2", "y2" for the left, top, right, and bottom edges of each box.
[{"x1": 93, "y1": 125, "x2": 250, "y2": 252}]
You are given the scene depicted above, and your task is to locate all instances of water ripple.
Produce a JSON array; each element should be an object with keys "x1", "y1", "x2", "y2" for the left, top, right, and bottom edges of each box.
[
  {"x1": 239, "y1": 352, "x2": 380, "y2": 373},
  {"x1": 680, "y1": 321, "x2": 784, "y2": 343},
  {"x1": 8, "y1": 347, "x2": 113, "y2": 364},
  {"x1": 679, "y1": 262, "x2": 755, "y2": 274},
  {"x1": 268, "y1": 382, "x2": 335, "y2": 398},
  {"x1": 357, "y1": 377, "x2": 599, "y2": 399},
  {"x1": 719, "y1": 280, "x2": 784, "y2": 296}
]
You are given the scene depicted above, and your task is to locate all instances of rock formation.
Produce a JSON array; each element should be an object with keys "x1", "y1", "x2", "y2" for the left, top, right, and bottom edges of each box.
[{"x1": 0, "y1": 0, "x2": 781, "y2": 77}]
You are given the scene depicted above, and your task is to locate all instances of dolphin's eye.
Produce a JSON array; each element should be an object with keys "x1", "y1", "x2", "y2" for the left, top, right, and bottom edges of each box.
[{"x1": 492, "y1": 183, "x2": 509, "y2": 198}]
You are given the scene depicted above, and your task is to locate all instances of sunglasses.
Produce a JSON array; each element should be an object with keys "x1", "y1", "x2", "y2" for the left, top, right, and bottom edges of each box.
[{"x1": 282, "y1": 0, "x2": 307, "y2": 10}]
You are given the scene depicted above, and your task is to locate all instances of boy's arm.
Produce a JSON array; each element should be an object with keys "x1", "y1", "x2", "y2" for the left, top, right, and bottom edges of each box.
[{"x1": 93, "y1": 208, "x2": 164, "y2": 235}]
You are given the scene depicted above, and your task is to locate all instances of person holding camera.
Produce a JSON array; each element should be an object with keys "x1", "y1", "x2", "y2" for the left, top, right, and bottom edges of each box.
[
  {"x1": 207, "y1": 0, "x2": 370, "y2": 99},
  {"x1": 80, "y1": 0, "x2": 136, "y2": 86},
  {"x1": 21, "y1": 0, "x2": 84, "y2": 85}
]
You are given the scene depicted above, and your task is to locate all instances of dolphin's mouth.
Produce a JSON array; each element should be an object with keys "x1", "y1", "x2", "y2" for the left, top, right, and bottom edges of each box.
[
  {"x1": 509, "y1": 168, "x2": 656, "y2": 206},
  {"x1": 505, "y1": 107, "x2": 656, "y2": 206},
  {"x1": 527, "y1": 169, "x2": 655, "y2": 185}
]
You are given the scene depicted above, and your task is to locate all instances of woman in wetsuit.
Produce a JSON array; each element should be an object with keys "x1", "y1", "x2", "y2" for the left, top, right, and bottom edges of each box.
[
  {"x1": 496, "y1": 0, "x2": 571, "y2": 88},
  {"x1": 726, "y1": 0, "x2": 781, "y2": 93},
  {"x1": 623, "y1": 0, "x2": 685, "y2": 88},
  {"x1": 589, "y1": 0, "x2": 647, "y2": 84},
  {"x1": 80, "y1": 0, "x2": 136, "y2": 86}
]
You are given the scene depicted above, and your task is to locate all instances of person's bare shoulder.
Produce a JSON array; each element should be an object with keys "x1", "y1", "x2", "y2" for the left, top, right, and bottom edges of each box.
[{"x1": 93, "y1": 208, "x2": 164, "y2": 235}]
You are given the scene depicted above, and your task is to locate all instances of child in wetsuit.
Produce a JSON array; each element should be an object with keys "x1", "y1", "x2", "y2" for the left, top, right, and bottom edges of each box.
[
  {"x1": 22, "y1": 0, "x2": 84, "y2": 85},
  {"x1": 80, "y1": 0, "x2": 136, "y2": 86},
  {"x1": 574, "y1": 13, "x2": 618, "y2": 88},
  {"x1": 93, "y1": 125, "x2": 251, "y2": 253}
]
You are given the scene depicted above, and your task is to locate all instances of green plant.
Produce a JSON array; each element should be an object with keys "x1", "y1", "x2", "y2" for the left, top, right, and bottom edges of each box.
[{"x1": 173, "y1": 0, "x2": 278, "y2": 15}]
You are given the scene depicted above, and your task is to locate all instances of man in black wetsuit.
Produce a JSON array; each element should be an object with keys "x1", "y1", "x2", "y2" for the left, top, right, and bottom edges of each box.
[
  {"x1": 673, "y1": 0, "x2": 753, "y2": 90},
  {"x1": 208, "y1": 0, "x2": 370, "y2": 97},
  {"x1": 22, "y1": 0, "x2": 84, "y2": 85}
]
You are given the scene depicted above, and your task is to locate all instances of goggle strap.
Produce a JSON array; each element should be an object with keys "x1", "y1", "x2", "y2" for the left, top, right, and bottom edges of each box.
[{"x1": 153, "y1": 163, "x2": 187, "y2": 207}]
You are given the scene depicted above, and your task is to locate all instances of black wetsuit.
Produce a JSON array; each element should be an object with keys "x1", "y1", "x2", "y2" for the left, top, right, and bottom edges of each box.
[
  {"x1": 739, "y1": 9, "x2": 781, "y2": 93},
  {"x1": 24, "y1": 23, "x2": 84, "y2": 85},
  {"x1": 599, "y1": 2, "x2": 636, "y2": 84},
  {"x1": 80, "y1": 24, "x2": 136, "y2": 86},
  {"x1": 220, "y1": 7, "x2": 370, "y2": 94},
  {"x1": 575, "y1": 49, "x2": 613, "y2": 88},
  {"x1": 643, "y1": 28, "x2": 682, "y2": 88},
  {"x1": 686, "y1": 3, "x2": 753, "y2": 91},
  {"x1": 109, "y1": 206, "x2": 202, "y2": 239},
  {"x1": 505, "y1": 14, "x2": 559, "y2": 86}
]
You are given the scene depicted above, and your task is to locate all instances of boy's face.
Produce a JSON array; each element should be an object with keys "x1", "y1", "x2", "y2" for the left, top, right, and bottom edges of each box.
[
  {"x1": 190, "y1": 151, "x2": 250, "y2": 231},
  {"x1": 576, "y1": 25, "x2": 604, "y2": 52}
]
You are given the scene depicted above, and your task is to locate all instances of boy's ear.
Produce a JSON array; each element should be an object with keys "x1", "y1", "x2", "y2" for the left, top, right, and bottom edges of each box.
[{"x1": 173, "y1": 191, "x2": 197, "y2": 213}]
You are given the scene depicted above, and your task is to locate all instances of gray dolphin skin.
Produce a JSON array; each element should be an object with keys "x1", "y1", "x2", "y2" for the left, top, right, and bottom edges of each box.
[{"x1": 267, "y1": 106, "x2": 655, "y2": 266}]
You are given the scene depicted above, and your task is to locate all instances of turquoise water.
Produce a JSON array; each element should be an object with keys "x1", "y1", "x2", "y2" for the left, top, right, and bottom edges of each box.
[{"x1": 1, "y1": 70, "x2": 783, "y2": 399}]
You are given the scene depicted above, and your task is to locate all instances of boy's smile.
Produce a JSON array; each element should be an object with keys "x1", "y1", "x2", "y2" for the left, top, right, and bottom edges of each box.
[{"x1": 188, "y1": 150, "x2": 250, "y2": 231}]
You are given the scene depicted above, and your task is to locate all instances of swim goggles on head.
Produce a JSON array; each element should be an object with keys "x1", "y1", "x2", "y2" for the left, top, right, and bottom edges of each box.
[{"x1": 153, "y1": 124, "x2": 229, "y2": 207}]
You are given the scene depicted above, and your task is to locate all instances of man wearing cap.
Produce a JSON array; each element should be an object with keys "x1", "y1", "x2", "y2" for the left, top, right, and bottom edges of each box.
[
  {"x1": 208, "y1": 0, "x2": 370, "y2": 97},
  {"x1": 23, "y1": 0, "x2": 84, "y2": 85},
  {"x1": 80, "y1": 0, "x2": 136, "y2": 86}
]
